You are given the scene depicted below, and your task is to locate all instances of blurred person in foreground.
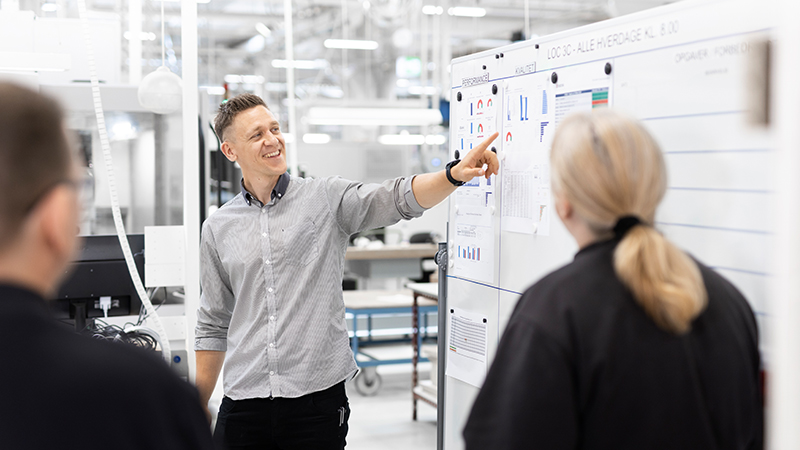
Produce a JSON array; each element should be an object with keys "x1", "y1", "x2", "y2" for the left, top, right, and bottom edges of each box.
[
  {"x1": 463, "y1": 109, "x2": 762, "y2": 450},
  {"x1": 0, "y1": 82, "x2": 214, "y2": 450}
]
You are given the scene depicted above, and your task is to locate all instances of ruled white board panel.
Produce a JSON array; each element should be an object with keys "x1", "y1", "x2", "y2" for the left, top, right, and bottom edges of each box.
[{"x1": 444, "y1": 1, "x2": 775, "y2": 448}]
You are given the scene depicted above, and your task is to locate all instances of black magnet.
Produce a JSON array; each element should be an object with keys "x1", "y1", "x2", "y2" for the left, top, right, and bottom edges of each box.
[
  {"x1": 482, "y1": 65, "x2": 487, "y2": 70},
  {"x1": 457, "y1": 91, "x2": 462, "y2": 102},
  {"x1": 604, "y1": 62, "x2": 612, "y2": 75},
  {"x1": 551, "y1": 72, "x2": 558, "y2": 84},
  {"x1": 455, "y1": 150, "x2": 460, "y2": 159},
  {"x1": 535, "y1": 44, "x2": 539, "y2": 49},
  {"x1": 500, "y1": 53, "x2": 504, "y2": 58},
  {"x1": 495, "y1": 54, "x2": 499, "y2": 59},
  {"x1": 482, "y1": 318, "x2": 487, "y2": 323},
  {"x1": 491, "y1": 147, "x2": 497, "y2": 154},
  {"x1": 450, "y1": 309, "x2": 454, "y2": 314},
  {"x1": 492, "y1": 84, "x2": 498, "y2": 95}
]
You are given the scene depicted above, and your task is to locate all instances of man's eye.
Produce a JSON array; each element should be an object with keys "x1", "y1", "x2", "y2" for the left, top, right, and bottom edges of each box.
[{"x1": 252, "y1": 133, "x2": 261, "y2": 139}]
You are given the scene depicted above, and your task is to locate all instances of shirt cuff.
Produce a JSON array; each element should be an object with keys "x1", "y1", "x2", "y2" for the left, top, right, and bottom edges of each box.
[
  {"x1": 194, "y1": 337, "x2": 228, "y2": 352},
  {"x1": 403, "y1": 175, "x2": 428, "y2": 213}
]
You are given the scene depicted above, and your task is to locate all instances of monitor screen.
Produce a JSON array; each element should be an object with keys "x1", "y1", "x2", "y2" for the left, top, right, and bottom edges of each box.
[{"x1": 50, "y1": 234, "x2": 144, "y2": 331}]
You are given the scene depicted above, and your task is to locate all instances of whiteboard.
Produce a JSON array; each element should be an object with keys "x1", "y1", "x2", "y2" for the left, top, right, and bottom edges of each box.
[{"x1": 444, "y1": 0, "x2": 774, "y2": 448}]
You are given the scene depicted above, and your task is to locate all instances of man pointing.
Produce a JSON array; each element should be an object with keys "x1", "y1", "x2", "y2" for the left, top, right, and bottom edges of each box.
[{"x1": 195, "y1": 93, "x2": 498, "y2": 449}]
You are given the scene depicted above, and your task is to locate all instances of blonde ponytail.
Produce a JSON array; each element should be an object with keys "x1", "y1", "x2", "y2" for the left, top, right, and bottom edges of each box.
[
  {"x1": 551, "y1": 110, "x2": 707, "y2": 334},
  {"x1": 614, "y1": 225, "x2": 707, "y2": 334}
]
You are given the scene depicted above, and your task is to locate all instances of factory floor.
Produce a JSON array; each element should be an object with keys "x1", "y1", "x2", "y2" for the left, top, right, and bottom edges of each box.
[{"x1": 345, "y1": 362, "x2": 437, "y2": 450}]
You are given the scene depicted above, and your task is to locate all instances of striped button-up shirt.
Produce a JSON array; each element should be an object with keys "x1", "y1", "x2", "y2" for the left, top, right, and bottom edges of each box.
[{"x1": 195, "y1": 173, "x2": 426, "y2": 399}]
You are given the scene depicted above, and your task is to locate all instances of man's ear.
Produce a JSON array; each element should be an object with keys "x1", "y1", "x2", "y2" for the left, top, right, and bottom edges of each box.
[{"x1": 221, "y1": 141, "x2": 237, "y2": 162}]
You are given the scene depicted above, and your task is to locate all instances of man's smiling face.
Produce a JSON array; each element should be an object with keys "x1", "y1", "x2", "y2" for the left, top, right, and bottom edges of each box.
[{"x1": 223, "y1": 105, "x2": 287, "y2": 179}]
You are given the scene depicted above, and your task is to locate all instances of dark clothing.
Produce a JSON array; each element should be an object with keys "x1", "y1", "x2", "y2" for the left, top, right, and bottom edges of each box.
[
  {"x1": 213, "y1": 380, "x2": 350, "y2": 450},
  {"x1": 241, "y1": 173, "x2": 290, "y2": 205},
  {"x1": 463, "y1": 238, "x2": 762, "y2": 450},
  {"x1": 0, "y1": 284, "x2": 214, "y2": 450}
]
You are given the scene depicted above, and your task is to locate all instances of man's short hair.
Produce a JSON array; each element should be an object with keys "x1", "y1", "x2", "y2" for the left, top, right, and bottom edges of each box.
[
  {"x1": 0, "y1": 83, "x2": 72, "y2": 251},
  {"x1": 213, "y1": 93, "x2": 268, "y2": 143}
]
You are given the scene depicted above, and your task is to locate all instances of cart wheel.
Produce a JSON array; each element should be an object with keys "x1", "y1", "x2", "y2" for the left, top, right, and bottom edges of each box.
[{"x1": 355, "y1": 367, "x2": 382, "y2": 396}]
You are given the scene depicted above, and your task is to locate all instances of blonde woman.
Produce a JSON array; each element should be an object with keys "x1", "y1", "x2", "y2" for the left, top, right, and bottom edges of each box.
[{"x1": 463, "y1": 110, "x2": 762, "y2": 450}]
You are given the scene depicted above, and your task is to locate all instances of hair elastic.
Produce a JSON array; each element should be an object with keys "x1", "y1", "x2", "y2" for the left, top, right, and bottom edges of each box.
[{"x1": 613, "y1": 216, "x2": 643, "y2": 238}]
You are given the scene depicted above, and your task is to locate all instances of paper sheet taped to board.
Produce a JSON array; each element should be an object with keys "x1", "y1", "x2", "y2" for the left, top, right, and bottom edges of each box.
[{"x1": 445, "y1": 307, "x2": 489, "y2": 388}]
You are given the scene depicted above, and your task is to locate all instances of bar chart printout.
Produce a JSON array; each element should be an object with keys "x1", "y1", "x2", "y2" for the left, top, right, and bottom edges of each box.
[{"x1": 445, "y1": 307, "x2": 489, "y2": 387}]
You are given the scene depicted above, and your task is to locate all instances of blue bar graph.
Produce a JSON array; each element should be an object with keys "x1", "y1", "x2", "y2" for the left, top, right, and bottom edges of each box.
[
  {"x1": 525, "y1": 97, "x2": 528, "y2": 120},
  {"x1": 519, "y1": 95, "x2": 524, "y2": 121},
  {"x1": 542, "y1": 90, "x2": 548, "y2": 115},
  {"x1": 470, "y1": 103, "x2": 473, "y2": 116}
]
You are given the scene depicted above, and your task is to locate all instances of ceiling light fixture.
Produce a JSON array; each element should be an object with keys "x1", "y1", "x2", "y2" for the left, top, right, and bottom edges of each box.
[
  {"x1": 323, "y1": 39, "x2": 379, "y2": 50},
  {"x1": 271, "y1": 59, "x2": 327, "y2": 70},
  {"x1": 137, "y1": 0, "x2": 183, "y2": 114},
  {"x1": 421, "y1": 5, "x2": 443, "y2": 15},
  {"x1": 379, "y1": 134, "x2": 425, "y2": 146},
  {"x1": 448, "y1": 6, "x2": 486, "y2": 17}
]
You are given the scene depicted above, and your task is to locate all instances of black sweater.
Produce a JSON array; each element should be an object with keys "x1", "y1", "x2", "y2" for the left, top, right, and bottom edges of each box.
[
  {"x1": 0, "y1": 284, "x2": 214, "y2": 450},
  {"x1": 463, "y1": 238, "x2": 762, "y2": 450}
]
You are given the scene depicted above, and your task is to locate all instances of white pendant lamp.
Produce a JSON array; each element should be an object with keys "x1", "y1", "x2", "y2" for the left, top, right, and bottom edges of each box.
[{"x1": 137, "y1": 0, "x2": 182, "y2": 114}]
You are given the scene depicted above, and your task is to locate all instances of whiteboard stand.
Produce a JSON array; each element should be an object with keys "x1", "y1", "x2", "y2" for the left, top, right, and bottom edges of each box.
[{"x1": 435, "y1": 241, "x2": 448, "y2": 450}]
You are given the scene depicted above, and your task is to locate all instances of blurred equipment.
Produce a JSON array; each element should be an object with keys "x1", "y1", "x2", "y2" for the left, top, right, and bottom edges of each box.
[{"x1": 51, "y1": 234, "x2": 144, "y2": 332}]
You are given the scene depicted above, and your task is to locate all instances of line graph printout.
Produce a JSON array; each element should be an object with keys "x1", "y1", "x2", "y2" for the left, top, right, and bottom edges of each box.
[{"x1": 445, "y1": 307, "x2": 489, "y2": 388}]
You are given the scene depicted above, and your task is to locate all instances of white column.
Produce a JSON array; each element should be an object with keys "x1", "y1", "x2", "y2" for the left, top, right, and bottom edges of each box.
[
  {"x1": 284, "y1": 0, "x2": 298, "y2": 176},
  {"x1": 128, "y1": 0, "x2": 142, "y2": 84},
  {"x1": 181, "y1": 0, "x2": 201, "y2": 382},
  {"x1": 770, "y1": 0, "x2": 800, "y2": 447}
]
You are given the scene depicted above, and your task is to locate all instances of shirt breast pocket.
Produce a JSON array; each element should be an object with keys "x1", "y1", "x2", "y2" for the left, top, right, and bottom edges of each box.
[{"x1": 282, "y1": 221, "x2": 320, "y2": 266}]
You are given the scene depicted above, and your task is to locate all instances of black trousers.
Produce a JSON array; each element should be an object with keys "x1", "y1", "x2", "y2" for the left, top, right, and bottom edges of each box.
[{"x1": 213, "y1": 381, "x2": 351, "y2": 450}]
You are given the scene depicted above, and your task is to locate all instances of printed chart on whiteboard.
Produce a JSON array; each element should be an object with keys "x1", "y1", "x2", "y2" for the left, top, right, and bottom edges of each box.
[
  {"x1": 501, "y1": 73, "x2": 555, "y2": 235},
  {"x1": 445, "y1": 307, "x2": 489, "y2": 388},
  {"x1": 452, "y1": 83, "x2": 500, "y2": 283}
]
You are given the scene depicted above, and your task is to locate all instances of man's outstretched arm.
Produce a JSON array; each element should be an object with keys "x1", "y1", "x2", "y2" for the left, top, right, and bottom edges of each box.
[{"x1": 411, "y1": 132, "x2": 499, "y2": 209}]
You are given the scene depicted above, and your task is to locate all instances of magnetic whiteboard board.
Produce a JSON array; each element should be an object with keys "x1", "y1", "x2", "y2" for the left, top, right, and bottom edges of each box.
[{"x1": 444, "y1": 0, "x2": 774, "y2": 448}]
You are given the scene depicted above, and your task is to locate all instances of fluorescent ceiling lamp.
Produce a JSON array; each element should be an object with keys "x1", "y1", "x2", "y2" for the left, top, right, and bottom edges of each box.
[
  {"x1": 162, "y1": 0, "x2": 210, "y2": 3},
  {"x1": 124, "y1": 31, "x2": 157, "y2": 41},
  {"x1": 408, "y1": 86, "x2": 438, "y2": 96},
  {"x1": 0, "y1": 52, "x2": 70, "y2": 72},
  {"x1": 41, "y1": 3, "x2": 58, "y2": 11},
  {"x1": 426, "y1": 135, "x2": 446, "y2": 145},
  {"x1": 271, "y1": 59, "x2": 327, "y2": 70},
  {"x1": 379, "y1": 134, "x2": 425, "y2": 146},
  {"x1": 422, "y1": 5, "x2": 443, "y2": 15},
  {"x1": 255, "y1": 23, "x2": 271, "y2": 37},
  {"x1": 307, "y1": 107, "x2": 442, "y2": 126},
  {"x1": 448, "y1": 6, "x2": 486, "y2": 17},
  {"x1": 323, "y1": 39, "x2": 379, "y2": 50},
  {"x1": 224, "y1": 74, "x2": 265, "y2": 84},
  {"x1": 303, "y1": 133, "x2": 331, "y2": 144},
  {"x1": 201, "y1": 86, "x2": 226, "y2": 95}
]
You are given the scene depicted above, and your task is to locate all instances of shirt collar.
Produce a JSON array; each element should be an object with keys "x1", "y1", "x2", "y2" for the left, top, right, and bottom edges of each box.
[{"x1": 241, "y1": 172, "x2": 290, "y2": 206}]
